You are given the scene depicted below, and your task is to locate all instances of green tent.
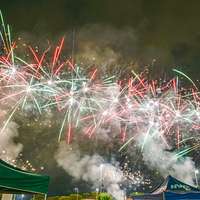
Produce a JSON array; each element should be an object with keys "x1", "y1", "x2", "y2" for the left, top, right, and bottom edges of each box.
[{"x1": 0, "y1": 159, "x2": 50, "y2": 195}]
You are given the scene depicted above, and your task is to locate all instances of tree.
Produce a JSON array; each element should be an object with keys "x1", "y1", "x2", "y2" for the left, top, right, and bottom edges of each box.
[{"x1": 97, "y1": 193, "x2": 112, "y2": 200}]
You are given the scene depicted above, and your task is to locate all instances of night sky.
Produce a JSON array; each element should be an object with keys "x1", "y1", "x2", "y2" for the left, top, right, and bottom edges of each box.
[
  {"x1": 1, "y1": 0, "x2": 200, "y2": 195},
  {"x1": 1, "y1": 0, "x2": 200, "y2": 79}
]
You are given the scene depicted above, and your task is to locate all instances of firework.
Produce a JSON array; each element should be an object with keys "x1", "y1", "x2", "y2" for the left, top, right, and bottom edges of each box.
[{"x1": 0, "y1": 12, "x2": 200, "y2": 159}]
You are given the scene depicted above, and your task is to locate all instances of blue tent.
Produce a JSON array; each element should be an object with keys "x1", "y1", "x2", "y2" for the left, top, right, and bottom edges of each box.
[
  {"x1": 165, "y1": 192, "x2": 200, "y2": 200},
  {"x1": 131, "y1": 175, "x2": 200, "y2": 200}
]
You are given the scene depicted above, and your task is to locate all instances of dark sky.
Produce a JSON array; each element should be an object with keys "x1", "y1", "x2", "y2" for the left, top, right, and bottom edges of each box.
[
  {"x1": 1, "y1": 0, "x2": 200, "y2": 40},
  {"x1": 1, "y1": 0, "x2": 200, "y2": 80},
  {"x1": 1, "y1": 0, "x2": 200, "y2": 33}
]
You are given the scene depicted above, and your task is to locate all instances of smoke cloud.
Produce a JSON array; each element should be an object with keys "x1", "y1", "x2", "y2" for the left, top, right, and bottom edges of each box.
[
  {"x1": 137, "y1": 112, "x2": 195, "y2": 184},
  {"x1": 0, "y1": 121, "x2": 23, "y2": 161},
  {"x1": 55, "y1": 142, "x2": 125, "y2": 200},
  {"x1": 140, "y1": 135, "x2": 196, "y2": 185}
]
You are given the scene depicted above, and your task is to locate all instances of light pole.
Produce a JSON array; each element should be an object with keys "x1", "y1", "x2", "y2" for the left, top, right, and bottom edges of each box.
[
  {"x1": 74, "y1": 187, "x2": 79, "y2": 200},
  {"x1": 96, "y1": 188, "x2": 99, "y2": 200},
  {"x1": 195, "y1": 169, "x2": 199, "y2": 188},
  {"x1": 123, "y1": 188, "x2": 127, "y2": 200},
  {"x1": 100, "y1": 164, "x2": 104, "y2": 192}
]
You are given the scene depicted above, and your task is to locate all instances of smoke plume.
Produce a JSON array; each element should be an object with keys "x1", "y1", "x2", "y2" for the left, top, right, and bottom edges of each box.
[
  {"x1": 137, "y1": 127, "x2": 196, "y2": 185},
  {"x1": 55, "y1": 142, "x2": 125, "y2": 200},
  {"x1": 0, "y1": 121, "x2": 23, "y2": 161}
]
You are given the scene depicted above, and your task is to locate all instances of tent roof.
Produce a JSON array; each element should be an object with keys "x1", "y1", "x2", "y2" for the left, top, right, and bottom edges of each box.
[
  {"x1": 0, "y1": 159, "x2": 50, "y2": 194},
  {"x1": 131, "y1": 193, "x2": 162, "y2": 200},
  {"x1": 152, "y1": 175, "x2": 200, "y2": 194}
]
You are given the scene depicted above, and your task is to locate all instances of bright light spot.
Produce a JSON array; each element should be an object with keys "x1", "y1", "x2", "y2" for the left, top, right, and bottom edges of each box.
[
  {"x1": 11, "y1": 67, "x2": 16, "y2": 75},
  {"x1": 113, "y1": 98, "x2": 118, "y2": 103},
  {"x1": 69, "y1": 97, "x2": 74, "y2": 105},
  {"x1": 102, "y1": 110, "x2": 108, "y2": 116},
  {"x1": 153, "y1": 101, "x2": 159, "y2": 107},
  {"x1": 70, "y1": 91, "x2": 74, "y2": 96},
  {"x1": 126, "y1": 98, "x2": 131, "y2": 103},
  {"x1": 196, "y1": 111, "x2": 200, "y2": 118},
  {"x1": 128, "y1": 103, "x2": 132, "y2": 109},
  {"x1": 149, "y1": 120, "x2": 154, "y2": 126},
  {"x1": 47, "y1": 80, "x2": 53, "y2": 85},
  {"x1": 83, "y1": 87, "x2": 89, "y2": 93},
  {"x1": 156, "y1": 88, "x2": 162, "y2": 94},
  {"x1": 82, "y1": 81, "x2": 86, "y2": 86},
  {"x1": 145, "y1": 101, "x2": 154, "y2": 109},
  {"x1": 195, "y1": 169, "x2": 199, "y2": 174},
  {"x1": 176, "y1": 111, "x2": 181, "y2": 118},
  {"x1": 26, "y1": 87, "x2": 31, "y2": 93},
  {"x1": 2, "y1": 150, "x2": 6, "y2": 154}
]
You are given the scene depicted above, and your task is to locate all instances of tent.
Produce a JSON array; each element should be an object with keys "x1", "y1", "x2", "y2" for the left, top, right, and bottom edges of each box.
[
  {"x1": 0, "y1": 159, "x2": 50, "y2": 195},
  {"x1": 131, "y1": 175, "x2": 200, "y2": 200}
]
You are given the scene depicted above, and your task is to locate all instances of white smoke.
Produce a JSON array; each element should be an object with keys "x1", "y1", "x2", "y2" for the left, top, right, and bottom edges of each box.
[
  {"x1": 55, "y1": 142, "x2": 125, "y2": 200},
  {"x1": 0, "y1": 121, "x2": 23, "y2": 161},
  {"x1": 138, "y1": 129, "x2": 196, "y2": 185}
]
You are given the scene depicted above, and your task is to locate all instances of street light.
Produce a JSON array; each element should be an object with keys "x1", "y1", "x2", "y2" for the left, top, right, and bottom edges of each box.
[
  {"x1": 195, "y1": 169, "x2": 199, "y2": 188},
  {"x1": 123, "y1": 188, "x2": 127, "y2": 200},
  {"x1": 96, "y1": 188, "x2": 99, "y2": 200},
  {"x1": 74, "y1": 187, "x2": 79, "y2": 200},
  {"x1": 100, "y1": 164, "x2": 104, "y2": 192}
]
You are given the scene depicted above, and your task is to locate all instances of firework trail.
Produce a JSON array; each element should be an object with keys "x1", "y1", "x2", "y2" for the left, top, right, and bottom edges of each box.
[{"x1": 0, "y1": 14, "x2": 200, "y2": 150}]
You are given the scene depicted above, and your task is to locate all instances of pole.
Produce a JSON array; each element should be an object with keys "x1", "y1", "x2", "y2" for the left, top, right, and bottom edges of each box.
[
  {"x1": 100, "y1": 164, "x2": 103, "y2": 192},
  {"x1": 96, "y1": 188, "x2": 99, "y2": 200},
  {"x1": 74, "y1": 187, "x2": 79, "y2": 200},
  {"x1": 195, "y1": 170, "x2": 199, "y2": 188},
  {"x1": 124, "y1": 189, "x2": 127, "y2": 200}
]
